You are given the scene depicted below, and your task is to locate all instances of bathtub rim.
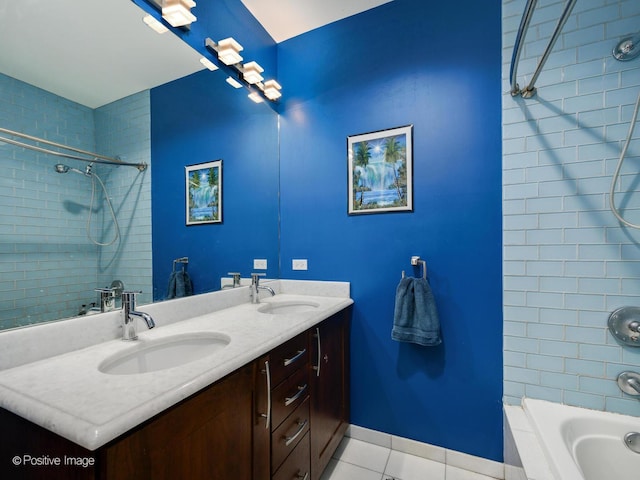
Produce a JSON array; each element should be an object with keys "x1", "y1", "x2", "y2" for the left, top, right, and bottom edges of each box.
[
  {"x1": 523, "y1": 397, "x2": 640, "y2": 480},
  {"x1": 503, "y1": 402, "x2": 555, "y2": 480},
  {"x1": 506, "y1": 398, "x2": 640, "y2": 480}
]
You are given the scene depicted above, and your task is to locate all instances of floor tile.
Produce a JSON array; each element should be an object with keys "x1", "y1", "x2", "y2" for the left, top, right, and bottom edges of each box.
[
  {"x1": 383, "y1": 450, "x2": 445, "y2": 480},
  {"x1": 320, "y1": 459, "x2": 384, "y2": 480},
  {"x1": 333, "y1": 437, "x2": 391, "y2": 473},
  {"x1": 445, "y1": 464, "x2": 499, "y2": 480}
]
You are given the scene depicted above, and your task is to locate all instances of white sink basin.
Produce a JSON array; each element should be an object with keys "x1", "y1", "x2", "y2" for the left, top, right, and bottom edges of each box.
[
  {"x1": 257, "y1": 301, "x2": 320, "y2": 315},
  {"x1": 99, "y1": 333, "x2": 230, "y2": 375}
]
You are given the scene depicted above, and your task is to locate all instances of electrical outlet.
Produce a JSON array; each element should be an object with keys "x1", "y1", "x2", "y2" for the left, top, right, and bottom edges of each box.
[
  {"x1": 292, "y1": 259, "x2": 308, "y2": 271},
  {"x1": 253, "y1": 259, "x2": 267, "y2": 270}
]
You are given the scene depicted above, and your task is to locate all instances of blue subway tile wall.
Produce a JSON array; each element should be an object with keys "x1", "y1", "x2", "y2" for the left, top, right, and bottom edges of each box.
[
  {"x1": 0, "y1": 73, "x2": 151, "y2": 327},
  {"x1": 94, "y1": 91, "x2": 152, "y2": 306},
  {"x1": 503, "y1": 0, "x2": 640, "y2": 415},
  {"x1": 0, "y1": 73, "x2": 98, "y2": 327}
]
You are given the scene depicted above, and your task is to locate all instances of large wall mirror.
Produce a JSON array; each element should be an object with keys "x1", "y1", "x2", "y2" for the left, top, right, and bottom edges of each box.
[{"x1": 0, "y1": 0, "x2": 280, "y2": 330}]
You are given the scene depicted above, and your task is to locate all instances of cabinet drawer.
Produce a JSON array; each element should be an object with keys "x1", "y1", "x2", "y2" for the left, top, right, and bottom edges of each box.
[
  {"x1": 272, "y1": 363, "x2": 309, "y2": 430},
  {"x1": 272, "y1": 432, "x2": 310, "y2": 480},
  {"x1": 269, "y1": 332, "x2": 309, "y2": 387},
  {"x1": 272, "y1": 396, "x2": 310, "y2": 473}
]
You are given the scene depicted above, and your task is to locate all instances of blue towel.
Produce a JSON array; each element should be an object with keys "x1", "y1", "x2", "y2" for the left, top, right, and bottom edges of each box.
[
  {"x1": 391, "y1": 276, "x2": 441, "y2": 346},
  {"x1": 167, "y1": 270, "x2": 194, "y2": 299}
]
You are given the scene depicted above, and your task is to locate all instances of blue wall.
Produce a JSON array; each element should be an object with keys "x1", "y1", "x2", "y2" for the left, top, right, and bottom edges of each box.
[
  {"x1": 278, "y1": 0, "x2": 503, "y2": 461},
  {"x1": 149, "y1": 0, "x2": 280, "y2": 300},
  {"x1": 151, "y1": 71, "x2": 279, "y2": 300},
  {"x1": 150, "y1": 0, "x2": 503, "y2": 461}
]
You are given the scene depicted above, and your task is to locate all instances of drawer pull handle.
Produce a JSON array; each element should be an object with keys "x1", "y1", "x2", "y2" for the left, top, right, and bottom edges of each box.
[
  {"x1": 283, "y1": 349, "x2": 306, "y2": 367},
  {"x1": 313, "y1": 328, "x2": 321, "y2": 377},
  {"x1": 260, "y1": 360, "x2": 271, "y2": 430},
  {"x1": 297, "y1": 473, "x2": 309, "y2": 480},
  {"x1": 284, "y1": 419, "x2": 308, "y2": 446},
  {"x1": 284, "y1": 384, "x2": 308, "y2": 406}
]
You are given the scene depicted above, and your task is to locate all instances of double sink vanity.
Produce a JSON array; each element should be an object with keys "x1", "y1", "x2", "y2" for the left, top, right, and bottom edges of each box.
[{"x1": 0, "y1": 280, "x2": 353, "y2": 480}]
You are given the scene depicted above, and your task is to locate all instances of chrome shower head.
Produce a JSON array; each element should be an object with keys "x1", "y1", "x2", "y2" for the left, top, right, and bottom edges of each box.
[
  {"x1": 54, "y1": 163, "x2": 90, "y2": 176},
  {"x1": 613, "y1": 35, "x2": 640, "y2": 62}
]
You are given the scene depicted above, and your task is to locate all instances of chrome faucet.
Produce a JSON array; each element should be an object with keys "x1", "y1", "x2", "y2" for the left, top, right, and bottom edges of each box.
[
  {"x1": 222, "y1": 272, "x2": 242, "y2": 289},
  {"x1": 250, "y1": 273, "x2": 275, "y2": 304},
  {"x1": 121, "y1": 291, "x2": 155, "y2": 341},
  {"x1": 95, "y1": 287, "x2": 116, "y2": 312}
]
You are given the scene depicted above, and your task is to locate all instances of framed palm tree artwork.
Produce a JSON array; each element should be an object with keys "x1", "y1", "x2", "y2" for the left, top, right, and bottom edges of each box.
[
  {"x1": 348, "y1": 125, "x2": 413, "y2": 215},
  {"x1": 185, "y1": 160, "x2": 222, "y2": 225}
]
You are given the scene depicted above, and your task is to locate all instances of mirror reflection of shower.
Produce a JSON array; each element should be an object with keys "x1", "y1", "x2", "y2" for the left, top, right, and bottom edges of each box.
[{"x1": 54, "y1": 163, "x2": 121, "y2": 246}]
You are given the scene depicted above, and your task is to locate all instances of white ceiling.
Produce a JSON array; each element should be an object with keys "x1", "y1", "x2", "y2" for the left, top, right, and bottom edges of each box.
[
  {"x1": 241, "y1": 0, "x2": 394, "y2": 43},
  {"x1": 0, "y1": 0, "x2": 204, "y2": 108},
  {"x1": 0, "y1": 0, "x2": 392, "y2": 108}
]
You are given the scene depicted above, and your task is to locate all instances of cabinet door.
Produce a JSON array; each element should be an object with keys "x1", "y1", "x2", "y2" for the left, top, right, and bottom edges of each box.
[
  {"x1": 103, "y1": 365, "x2": 255, "y2": 480},
  {"x1": 309, "y1": 307, "x2": 351, "y2": 480}
]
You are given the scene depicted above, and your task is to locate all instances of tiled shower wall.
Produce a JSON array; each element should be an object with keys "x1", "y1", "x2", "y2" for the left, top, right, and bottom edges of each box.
[
  {"x1": 0, "y1": 73, "x2": 151, "y2": 328},
  {"x1": 502, "y1": 0, "x2": 640, "y2": 415},
  {"x1": 94, "y1": 92, "x2": 152, "y2": 307}
]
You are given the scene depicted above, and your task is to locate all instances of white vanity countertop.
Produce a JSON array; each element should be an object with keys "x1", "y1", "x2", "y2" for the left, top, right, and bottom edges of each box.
[{"x1": 0, "y1": 287, "x2": 353, "y2": 451}]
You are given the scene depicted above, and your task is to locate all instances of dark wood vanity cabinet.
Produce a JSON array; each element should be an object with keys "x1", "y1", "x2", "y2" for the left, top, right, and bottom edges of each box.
[
  {"x1": 263, "y1": 306, "x2": 351, "y2": 480},
  {"x1": 0, "y1": 306, "x2": 351, "y2": 480},
  {"x1": 0, "y1": 363, "x2": 258, "y2": 480},
  {"x1": 102, "y1": 364, "x2": 257, "y2": 480}
]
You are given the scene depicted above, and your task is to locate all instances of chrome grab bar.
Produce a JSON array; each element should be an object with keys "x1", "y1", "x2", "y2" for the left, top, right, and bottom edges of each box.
[
  {"x1": 0, "y1": 126, "x2": 147, "y2": 171},
  {"x1": 510, "y1": 0, "x2": 577, "y2": 98},
  {"x1": 283, "y1": 349, "x2": 306, "y2": 367},
  {"x1": 284, "y1": 384, "x2": 308, "y2": 407},
  {"x1": 509, "y1": 0, "x2": 537, "y2": 96},
  {"x1": 284, "y1": 419, "x2": 308, "y2": 446}
]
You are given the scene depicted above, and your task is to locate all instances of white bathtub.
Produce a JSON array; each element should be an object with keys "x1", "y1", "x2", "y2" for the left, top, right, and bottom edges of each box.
[{"x1": 509, "y1": 398, "x2": 640, "y2": 480}]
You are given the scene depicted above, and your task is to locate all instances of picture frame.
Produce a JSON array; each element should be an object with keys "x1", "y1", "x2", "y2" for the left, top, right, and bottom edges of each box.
[
  {"x1": 185, "y1": 160, "x2": 222, "y2": 225},
  {"x1": 348, "y1": 125, "x2": 413, "y2": 215}
]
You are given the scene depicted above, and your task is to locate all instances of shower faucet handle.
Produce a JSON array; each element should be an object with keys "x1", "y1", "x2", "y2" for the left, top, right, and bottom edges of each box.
[{"x1": 617, "y1": 372, "x2": 640, "y2": 396}]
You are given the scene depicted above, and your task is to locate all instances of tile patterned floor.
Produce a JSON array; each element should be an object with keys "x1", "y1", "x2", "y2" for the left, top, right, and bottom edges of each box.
[{"x1": 320, "y1": 438, "x2": 499, "y2": 480}]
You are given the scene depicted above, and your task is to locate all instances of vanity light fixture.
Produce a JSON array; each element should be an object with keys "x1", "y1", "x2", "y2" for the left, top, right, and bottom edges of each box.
[
  {"x1": 204, "y1": 37, "x2": 282, "y2": 103},
  {"x1": 199, "y1": 57, "x2": 218, "y2": 71},
  {"x1": 214, "y1": 37, "x2": 244, "y2": 65},
  {"x1": 262, "y1": 80, "x2": 282, "y2": 101},
  {"x1": 142, "y1": 14, "x2": 169, "y2": 34},
  {"x1": 226, "y1": 76, "x2": 243, "y2": 89},
  {"x1": 248, "y1": 92, "x2": 264, "y2": 103},
  {"x1": 161, "y1": 0, "x2": 197, "y2": 28},
  {"x1": 242, "y1": 61, "x2": 264, "y2": 84}
]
